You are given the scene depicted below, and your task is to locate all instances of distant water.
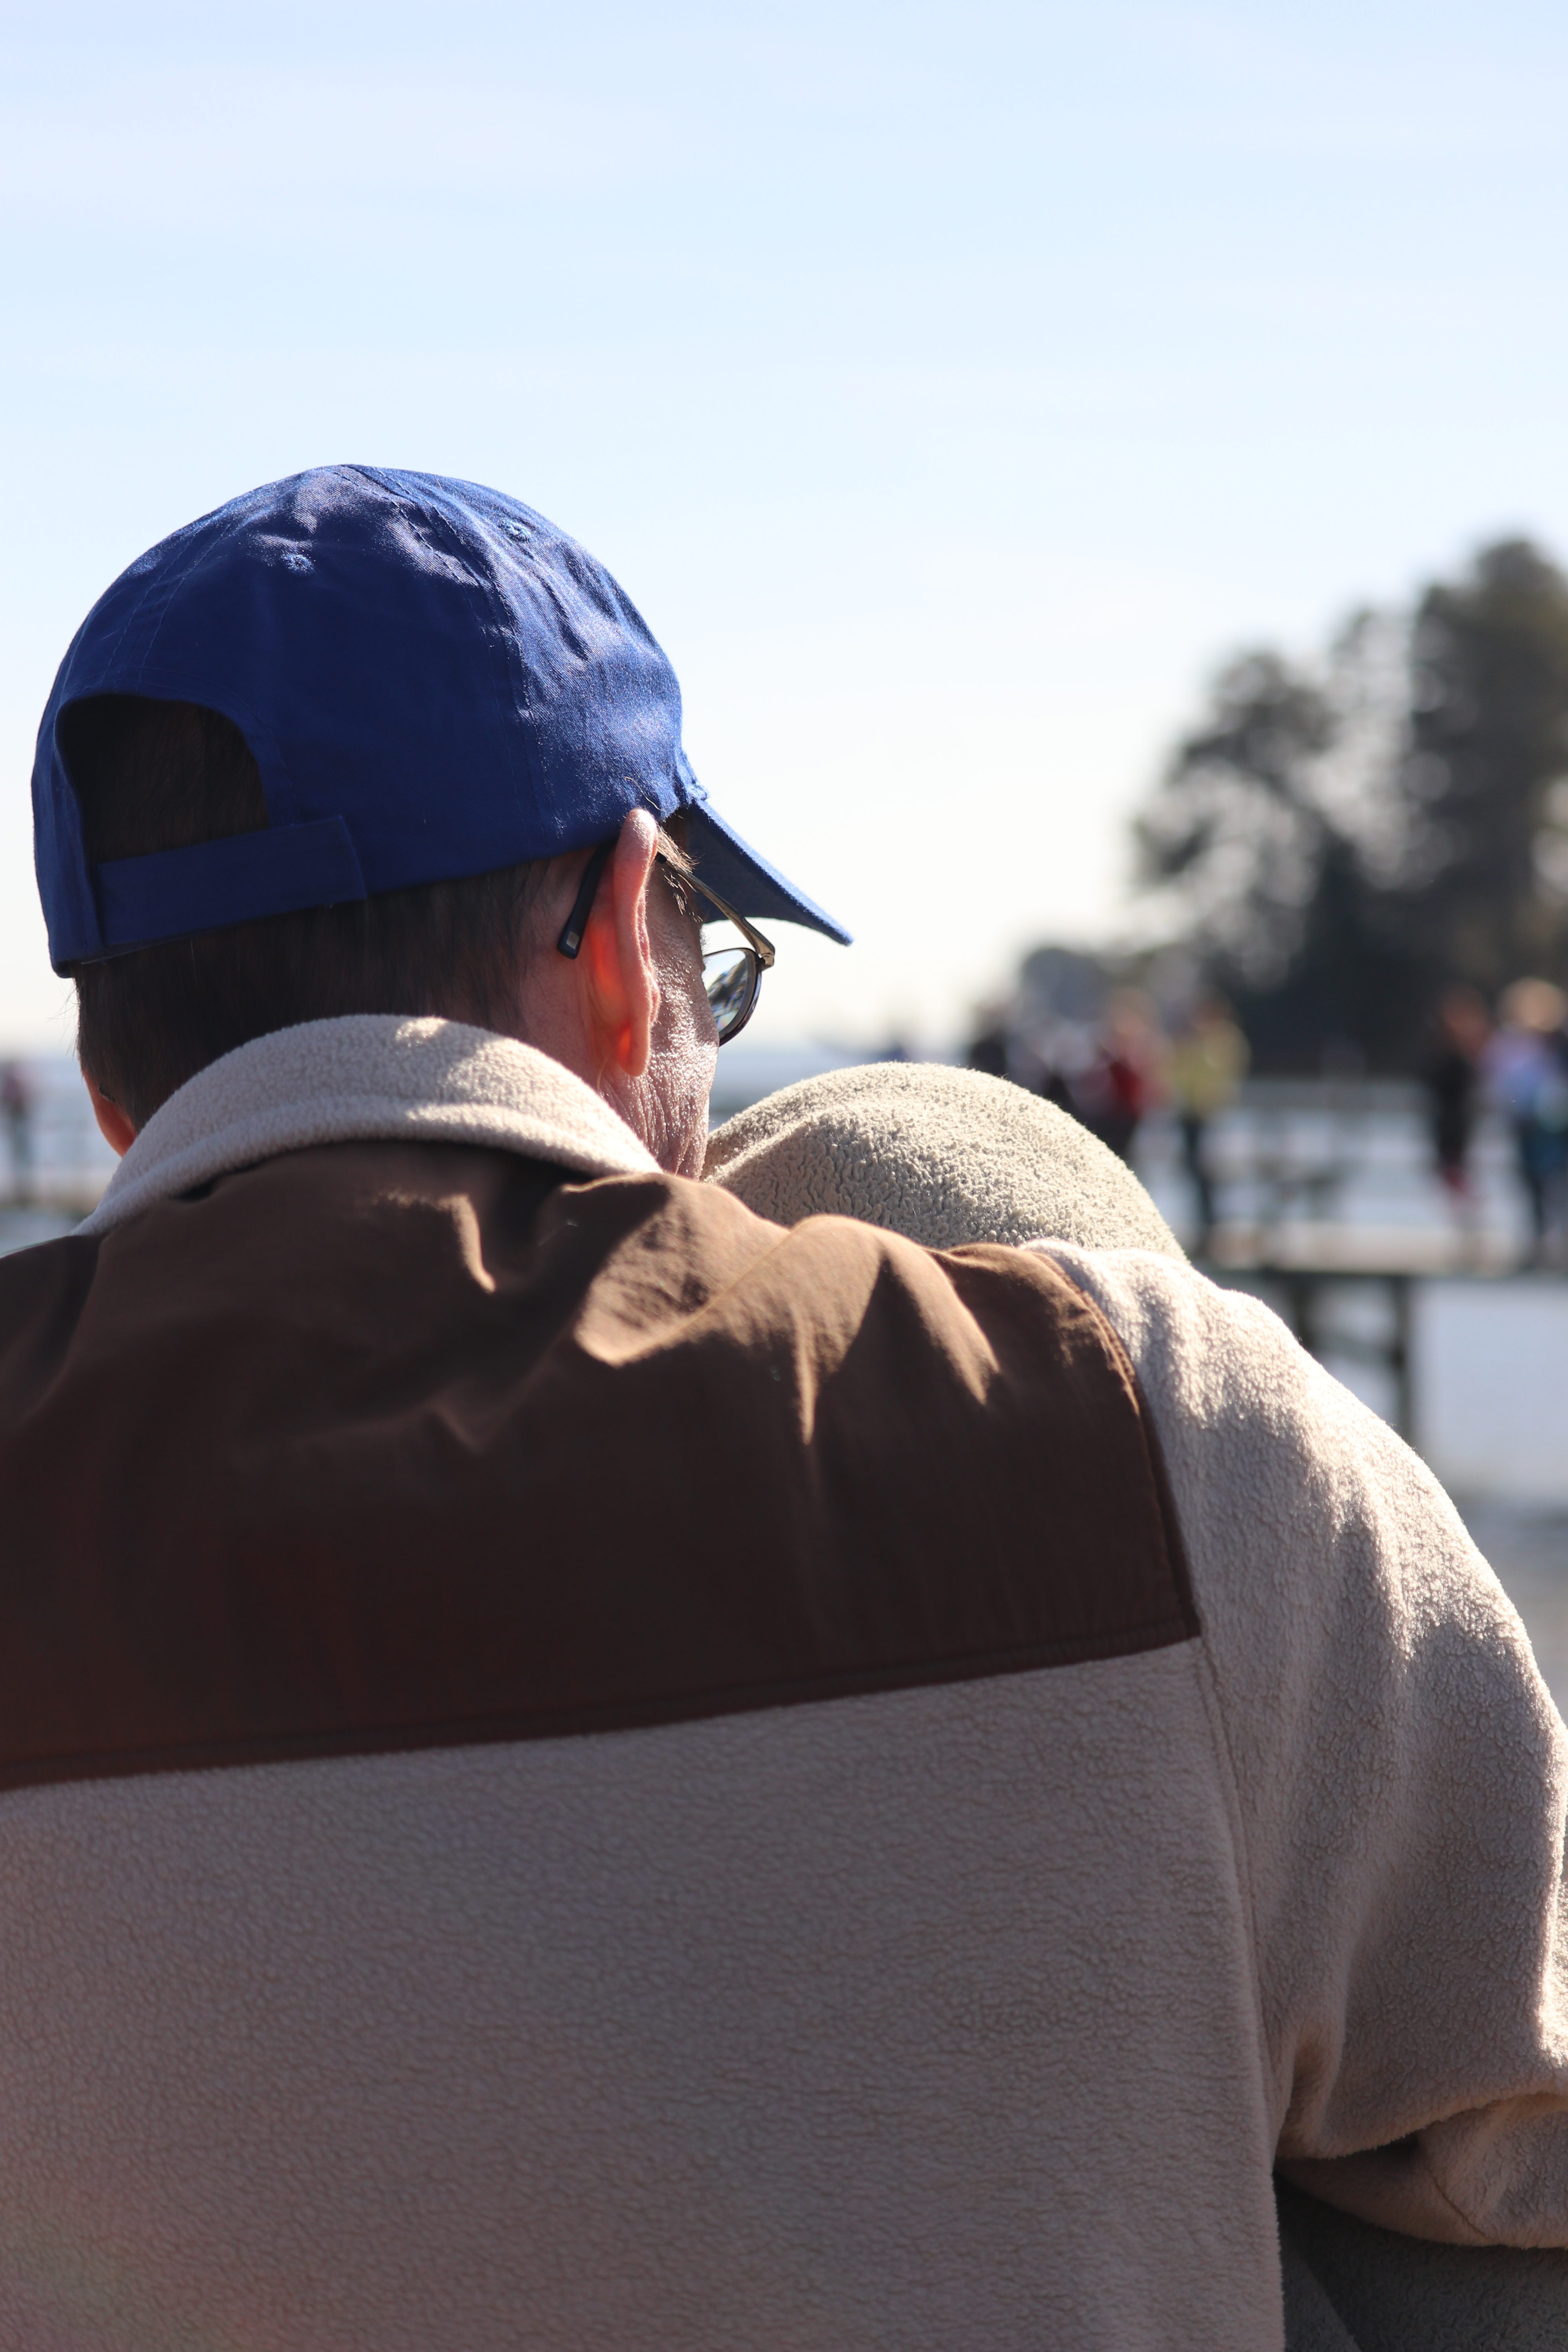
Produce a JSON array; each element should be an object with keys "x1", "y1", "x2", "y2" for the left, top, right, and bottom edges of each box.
[{"x1": 707, "y1": 1041, "x2": 867, "y2": 1125}]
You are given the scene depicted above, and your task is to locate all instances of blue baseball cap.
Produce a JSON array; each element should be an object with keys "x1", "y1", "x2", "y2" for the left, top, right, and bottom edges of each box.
[{"x1": 33, "y1": 465, "x2": 851, "y2": 973}]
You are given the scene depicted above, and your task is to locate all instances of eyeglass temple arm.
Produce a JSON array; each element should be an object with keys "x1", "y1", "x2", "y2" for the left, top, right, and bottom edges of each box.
[
  {"x1": 556, "y1": 838, "x2": 616, "y2": 959},
  {"x1": 557, "y1": 838, "x2": 777, "y2": 971},
  {"x1": 679, "y1": 866, "x2": 776, "y2": 969}
]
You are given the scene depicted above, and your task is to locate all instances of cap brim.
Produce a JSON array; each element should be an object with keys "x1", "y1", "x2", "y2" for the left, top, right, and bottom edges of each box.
[{"x1": 681, "y1": 800, "x2": 851, "y2": 944}]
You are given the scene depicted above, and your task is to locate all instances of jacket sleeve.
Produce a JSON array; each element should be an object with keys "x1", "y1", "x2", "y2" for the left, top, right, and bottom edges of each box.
[{"x1": 1045, "y1": 1243, "x2": 1568, "y2": 2250}]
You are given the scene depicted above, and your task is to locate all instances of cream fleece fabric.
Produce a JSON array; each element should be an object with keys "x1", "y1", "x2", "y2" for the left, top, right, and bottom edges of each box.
[
  {"x1": 719, "y1": 1069, "x2": 1568, "y2": 2239},
  {"x1": 707, "y1": 1060, "x2": 1568, "y2": 2345},
  {"x1": 81, "y1": 1013, "x2": 655, "y2": 1236},
  {"x1": 1053, "y1": 1241, "x2": 1568, "y2": 2232},
  {"x1": 705, "y1": 1058, "x2": 1183, "y2": 1256},
  {"x1": 4, "y1": 1022, "x2": 1564, "y2": 2351}
]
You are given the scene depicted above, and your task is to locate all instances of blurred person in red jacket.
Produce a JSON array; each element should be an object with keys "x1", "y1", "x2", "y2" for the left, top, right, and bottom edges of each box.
[{"x1": 1074, "y1": 987, "x2": 1165, "y2": 1164}]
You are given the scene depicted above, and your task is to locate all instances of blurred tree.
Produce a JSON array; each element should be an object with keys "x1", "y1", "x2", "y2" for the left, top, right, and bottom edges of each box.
[
  {"x1": 1134, "y1": 648, "x2": 1339, "y2": 985},
  {"x1": 1399, "y1": 539, "x2": 1568, "y2": 995},
  {"x1": 1134, "y1": 541, "x2": 1568, "y2": 1070}
]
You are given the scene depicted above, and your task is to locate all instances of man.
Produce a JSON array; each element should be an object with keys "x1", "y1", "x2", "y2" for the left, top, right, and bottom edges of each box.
[{"x1": 4, "y1": 465, "x2": 1567, "y2": 2350}]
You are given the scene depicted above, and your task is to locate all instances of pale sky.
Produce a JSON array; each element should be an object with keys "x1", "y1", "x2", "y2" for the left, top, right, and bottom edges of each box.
[{"x1": 5, "y1": 0, "x2": 1568, "y2": 1051}]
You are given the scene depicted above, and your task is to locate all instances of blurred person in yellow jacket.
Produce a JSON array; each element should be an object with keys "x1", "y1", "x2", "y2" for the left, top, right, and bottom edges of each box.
[{"x1": 1169, "y1": 993, "x2": 1249, "y2": 1250}]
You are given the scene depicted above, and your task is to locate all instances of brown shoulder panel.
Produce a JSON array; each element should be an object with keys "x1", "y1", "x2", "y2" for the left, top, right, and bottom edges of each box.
[{"x1": 0, "y1": 1142, "x2": 1197, "y2": 1790}]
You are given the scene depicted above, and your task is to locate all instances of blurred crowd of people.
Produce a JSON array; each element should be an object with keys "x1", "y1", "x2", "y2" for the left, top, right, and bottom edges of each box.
[
  {"x1": 967, "y1": 982, "x2": 1250, "y2": 1251},
  {"x1": 1423, "y1": 978, "x2": 1568, "y2": 1267},
  {"x1": 969, "y1": 963, "x2": 1568, "y2": 1268}
]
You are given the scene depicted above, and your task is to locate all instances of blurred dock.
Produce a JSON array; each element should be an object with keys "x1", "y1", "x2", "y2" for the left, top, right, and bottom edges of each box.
[
  {"x1": 1208, "y1": 1222, "x2": 1518, "y2": 1277},
  {"x1": 0, "y1": 1176, "x2": 106, "y2": 1219},
  {"x1": 1201, "y1": 1225, "x2": 1530, "y2": 1445}
]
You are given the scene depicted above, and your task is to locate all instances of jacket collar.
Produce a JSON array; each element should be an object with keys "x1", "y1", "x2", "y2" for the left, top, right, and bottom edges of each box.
[{"x1": 82, "y1": 1016, "x2": 659, "y2": 1238}]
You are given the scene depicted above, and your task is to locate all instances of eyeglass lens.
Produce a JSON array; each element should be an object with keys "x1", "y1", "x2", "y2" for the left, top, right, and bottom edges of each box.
[{"x1": 703, "y1": 947, "x2": 759, "y2": 1043}]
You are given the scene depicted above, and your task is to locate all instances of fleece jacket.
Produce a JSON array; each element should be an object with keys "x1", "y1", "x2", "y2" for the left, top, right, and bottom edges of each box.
[
  {"x1": 0, "y1": 1016, "x2": 1560, "y2": 2352},
  {"x1": 703, "y1": 1057, "x2": 1183, "y2": 1258}
]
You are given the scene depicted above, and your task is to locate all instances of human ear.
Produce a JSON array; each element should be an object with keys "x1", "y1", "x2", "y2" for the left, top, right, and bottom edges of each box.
[
  {"x1": 82, "y1": 1067, "x2": 137, "y2": 1158},
  {"x1": 581, "y1": 809, "x2": 661, "y2": 1079}
]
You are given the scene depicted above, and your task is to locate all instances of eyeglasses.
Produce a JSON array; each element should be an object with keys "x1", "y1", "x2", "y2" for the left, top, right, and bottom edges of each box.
[{"x1": 555, "y1": 840, "x2": 775, "y2": 1046}]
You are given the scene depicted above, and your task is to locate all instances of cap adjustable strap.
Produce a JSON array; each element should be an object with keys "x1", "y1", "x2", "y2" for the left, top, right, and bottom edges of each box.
[{"x1": 89, "y1": 818, "x2": 366, "y2": 961}]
